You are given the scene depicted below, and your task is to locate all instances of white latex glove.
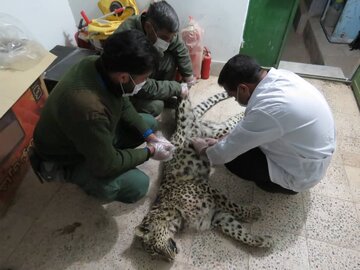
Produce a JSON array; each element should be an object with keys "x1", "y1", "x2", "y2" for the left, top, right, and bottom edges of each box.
[
  {"x1": 183, "y1": 75, "x2": 197, "y2": 89},
  {"x1": 180, "y1": 83, "x2": 189, "y2": 99},
  {"x1": 147, "y1": 142, "x2": 175, "y2": 161},
  {"x1": 148, "y1": 135, "x2": 176, "y2": 153}
]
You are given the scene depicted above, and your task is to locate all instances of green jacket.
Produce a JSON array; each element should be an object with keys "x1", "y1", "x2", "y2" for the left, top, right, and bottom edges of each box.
[
  {"x1": 33, "y1": 56, "x2": 150, "y2": 179},
  {"x1": 115, "y1": 14, "x2": 193, "y2": 99}
]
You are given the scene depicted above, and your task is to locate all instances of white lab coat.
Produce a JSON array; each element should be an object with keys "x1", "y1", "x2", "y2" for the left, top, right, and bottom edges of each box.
[{"x1": 206, "y1": 68, "x2": 336, "y2": 192}]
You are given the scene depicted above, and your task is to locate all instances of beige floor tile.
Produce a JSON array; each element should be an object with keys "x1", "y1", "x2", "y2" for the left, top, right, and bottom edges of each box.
[
  {"x1": 249, "y1": 228, "x2": 309, "y2": 270},
  {"x1": 339, "y1": 136, "x2": 360, "y2": 168},
  {"x1": 330, "y1": 147, "x2": 343, "y2": 166},
  {"x1": 188, "y1": 230, "x2": 250, "y2": 270},
  {"x1": 209, "y1": 165, "x2": 254, "y2": 204},
  {"x1": 311, "y1": 164, "x2": 353, "y2": 201},
  {"x1": 326, "y1": 92, "x2": 360, "y2": 117},
  {"x1": 0, "y1": 244, "x2": 13, "y2": 267},
  {"x1": 356, "y1": 204, "x2": 360, "y2": 221},
  {"x1": 7, "y1": 169, "x2": 63, "y2": 219},
  {"x1": 5, "y1": 184, "x2": 121, "y2": 270},
  {"x1": 252, "y1": 189, "x2": 306, "y2": 236},
  {"x1": 190, "y1": 77, "x2": 220, "y2": 105},
  {"x1": 307, "y1": 80, "x2": 359, "y2": 116},
  {"x1": 341, "y1": 151, "x2": 360, "y2": 167},
  {"x1": 61, "y1": 232, "x2": 136, "y2": 270},
  {"x1": 0, "y1": 211, "x2": 34, "y2": 258},
  {"x1": 344, "y1": 166, "x2": 360, "y2": 202},
  {"x1": 304, "y1": 193, "x2": 360, "y2": 250},
  {"x1": 307, "y1": 239, "x2": 360, "y2": 270},
  {"x1": 64, "y1": 234, "x2": 194, "y2": 270},
  {"x1": 333, "y1": 112, "x2": 360, "y2": 140}
]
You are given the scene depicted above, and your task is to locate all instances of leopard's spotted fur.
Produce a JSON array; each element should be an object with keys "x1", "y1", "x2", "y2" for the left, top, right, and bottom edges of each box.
[{"x1": 135, "y1": 92, "x2": 273, "y2": 261}]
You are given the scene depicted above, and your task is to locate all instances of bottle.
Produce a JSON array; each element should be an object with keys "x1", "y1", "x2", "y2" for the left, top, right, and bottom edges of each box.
[{"x1": 201, "y1": 47, "x2": 211, "y2": 80}]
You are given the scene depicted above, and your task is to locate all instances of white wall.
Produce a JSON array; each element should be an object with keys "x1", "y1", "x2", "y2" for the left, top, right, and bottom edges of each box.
[
  {"x1": 2, "y1": 0, "x2": 77, "y2": 50},
  {"x1": 167, "y1": 0, "x2": 248, "y2": 64}
]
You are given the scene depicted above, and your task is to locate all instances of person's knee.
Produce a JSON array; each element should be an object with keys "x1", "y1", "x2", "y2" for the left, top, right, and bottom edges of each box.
[
  {"x1": 140, "y1": 113, "x2": 158, "y2": 131},
  {"x1": 146, "y1": 100, "x2": 164, "y2": 117},
  {"x1": 116, "y1": 170, "x2": 150, "y2": 203}
]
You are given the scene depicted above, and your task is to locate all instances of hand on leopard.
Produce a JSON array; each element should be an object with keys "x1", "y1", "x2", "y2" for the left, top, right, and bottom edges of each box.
[
  {"x1": 205, "y1": 138, "x2": 218, "y2": 146},
  {"x1": 147, "y1": 134, "x2": 176, "y2": 153},
  {"x1": 180, "y1": 83, "x2": 189, "y2": 99},
  {"x1": 190, "y1": 137, "x2": 209, "y2": 157},
  {"x1": 147, "y1": 142, "x2": 175, "y2": 161},
  {"x1": 183, "y1": 75, "x2": 197, "y2": 89}
]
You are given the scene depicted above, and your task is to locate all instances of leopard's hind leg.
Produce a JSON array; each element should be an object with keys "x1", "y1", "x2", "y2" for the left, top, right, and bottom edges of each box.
[
  {"x1": 212, "y1": 212, "x2": 273, "y2": 248},
  {"x1": 209, "y1": 187, "x2": 261, "y2": 223}
]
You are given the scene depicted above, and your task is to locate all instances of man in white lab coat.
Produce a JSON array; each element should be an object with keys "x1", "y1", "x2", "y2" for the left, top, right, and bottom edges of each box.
[{"x1": 191, "y1": 54, "x2": 336, "y2": 194}]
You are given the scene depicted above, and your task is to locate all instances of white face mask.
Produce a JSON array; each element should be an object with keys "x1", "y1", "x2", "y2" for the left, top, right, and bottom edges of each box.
[
  {"x1": 121, "y1": 75, "x2": 146, "y2": 97},
  {"x1": 154, "y1": 37, "x2": 170, "y2": 53}
]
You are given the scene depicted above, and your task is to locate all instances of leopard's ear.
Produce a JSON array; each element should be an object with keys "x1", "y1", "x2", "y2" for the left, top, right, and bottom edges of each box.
[{"x1": 135, "y1": 225, "x2": 149, "y2": 238}]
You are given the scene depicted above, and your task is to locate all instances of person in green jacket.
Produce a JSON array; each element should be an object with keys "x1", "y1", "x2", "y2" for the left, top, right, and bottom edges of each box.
[
  {"x1": 115, "y1": 0, "x2": 195, "y2": 117},
  {"x1": 31, "y1": 30, "x2": 175, "y2": 203}
]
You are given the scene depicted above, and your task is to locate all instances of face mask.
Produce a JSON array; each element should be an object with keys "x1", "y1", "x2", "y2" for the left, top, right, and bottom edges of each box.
[
  {"x1": 148, "y1": 23, "x2": 170, "y2": 54},
  {"x1": 120, "y1": 75, "x2": 146, "y2": 97},
  {"x1": 154, "y1": 37, "x2": 170, "y2": 53}
]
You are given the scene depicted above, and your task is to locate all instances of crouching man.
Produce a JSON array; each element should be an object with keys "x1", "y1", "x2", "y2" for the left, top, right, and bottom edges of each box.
[{"x1": 30, "y1": 30, "x2": 175, "y2": 203}]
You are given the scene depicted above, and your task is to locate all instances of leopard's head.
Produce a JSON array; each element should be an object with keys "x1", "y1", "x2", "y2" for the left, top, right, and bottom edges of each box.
[{"x1": 135, "y1": 222, "x2": 178, "y2": 261}]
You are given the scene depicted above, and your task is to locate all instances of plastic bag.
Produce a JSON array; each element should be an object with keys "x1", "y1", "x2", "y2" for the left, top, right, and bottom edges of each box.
[
  {"x1": 181, "y1": 17, "x2": 204, "y2": 79},
  {"x1": 0, "y1": 13, "x2": 47, "y2": 71}
]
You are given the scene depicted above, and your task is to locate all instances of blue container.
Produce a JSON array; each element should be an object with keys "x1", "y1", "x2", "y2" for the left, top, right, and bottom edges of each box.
[{"x1": 321, "y1": 0, "x2": 360, "y2": 44}]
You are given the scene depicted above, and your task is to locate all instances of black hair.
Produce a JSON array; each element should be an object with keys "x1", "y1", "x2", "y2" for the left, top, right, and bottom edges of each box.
[
  {"x1": 218, "y1": 54, "x2": 262, "y2": 90},
  {"x1": 146, "y1": 1, "x2": 179, "y2": 33},
  {"x1": 101, "y1": 29, "x2": 159, "y2": 75}
]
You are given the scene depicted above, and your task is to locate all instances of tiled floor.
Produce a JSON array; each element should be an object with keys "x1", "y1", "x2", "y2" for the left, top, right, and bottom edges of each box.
[{"x1": 1, "y1": 76, "x2": 360, "y2": 270}]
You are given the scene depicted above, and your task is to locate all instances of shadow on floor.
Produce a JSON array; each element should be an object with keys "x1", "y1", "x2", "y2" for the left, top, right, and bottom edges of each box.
[{"x1": 4, "y1": 185, "x2": 120, "y2": 270}]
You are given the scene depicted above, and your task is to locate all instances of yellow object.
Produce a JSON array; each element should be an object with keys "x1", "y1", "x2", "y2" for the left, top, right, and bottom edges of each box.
[
  {"x1": 97, "y1": 0, "x2": 139, "y2": 21},
  {"x1": 87, "y1": 19, "x2": 122, "y2": 40},
  {"x1": 80, "y1": 0, "x2": 139, "y2": 42}
]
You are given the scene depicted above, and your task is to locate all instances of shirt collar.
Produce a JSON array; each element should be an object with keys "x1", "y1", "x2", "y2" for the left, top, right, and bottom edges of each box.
[{"x1": 95, "y1": 58, "x2": 122, "y2": 97}]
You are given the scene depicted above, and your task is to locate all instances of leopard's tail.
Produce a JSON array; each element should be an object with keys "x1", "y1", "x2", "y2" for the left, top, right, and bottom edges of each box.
[{"x1": 193, "y1": 91, "x2": 229, "y2": 119}]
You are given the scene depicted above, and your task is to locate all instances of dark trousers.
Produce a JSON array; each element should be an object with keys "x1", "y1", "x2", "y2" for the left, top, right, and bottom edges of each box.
[
  {"x1": 68, "y1": 113, "x2": 158, "y2": 203},
  {"x1": 225, "y1": 148, "x2": 298, "y2": 195}
]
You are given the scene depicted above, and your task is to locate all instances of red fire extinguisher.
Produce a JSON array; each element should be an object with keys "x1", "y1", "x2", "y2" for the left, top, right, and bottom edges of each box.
[{"x1": 201, "y1": 47, "x2": 211, "y2": 80}]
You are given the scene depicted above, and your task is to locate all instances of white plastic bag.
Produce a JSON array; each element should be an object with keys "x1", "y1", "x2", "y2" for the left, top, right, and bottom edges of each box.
[
  {"x1": 0, "y1": 13, "x2": 47, "y2": 71},
  {"x1": 181, "y1": 17, "x2": 204, "y2": 79}
]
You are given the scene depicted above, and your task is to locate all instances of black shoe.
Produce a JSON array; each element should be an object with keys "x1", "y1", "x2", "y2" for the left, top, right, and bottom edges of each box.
[
  {"x1": 28, "y1": 146, "x2": 66, "y2": 183},
  {"x1": 255, "y1": 182, "x2": 298, "y2": 195},
  {"x1": 164, "y1": 97, "x2": 179, "y2": 109}
]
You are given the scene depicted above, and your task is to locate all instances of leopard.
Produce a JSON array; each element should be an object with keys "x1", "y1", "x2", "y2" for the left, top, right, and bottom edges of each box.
[{"x1": 135, "y1": 91, "x2": 273, "y2": 261}]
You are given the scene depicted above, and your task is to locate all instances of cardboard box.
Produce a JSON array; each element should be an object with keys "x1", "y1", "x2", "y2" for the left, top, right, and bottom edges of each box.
[{"x1": 0, "y1": 53, "x2": 56, "y2": 216}]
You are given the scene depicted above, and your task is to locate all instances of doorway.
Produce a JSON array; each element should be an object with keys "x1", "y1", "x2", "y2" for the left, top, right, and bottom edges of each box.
[{"x1": 280, "y1": 0, "x2": 360, "y2": 81}]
